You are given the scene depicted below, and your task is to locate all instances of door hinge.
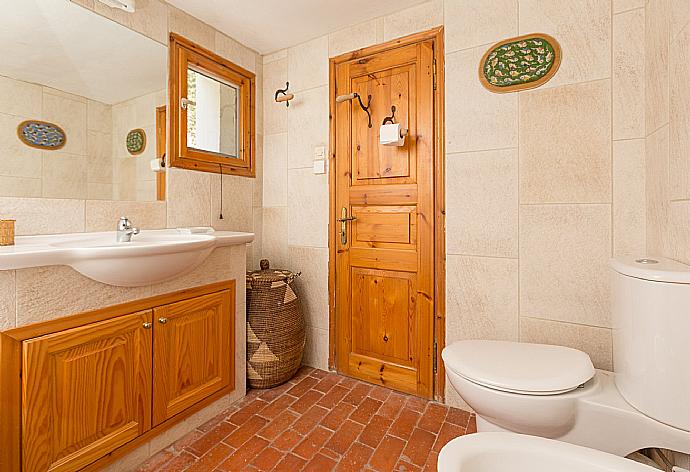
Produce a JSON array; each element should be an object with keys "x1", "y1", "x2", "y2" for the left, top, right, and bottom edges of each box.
[
  {"x1": 433, "y1": 341, "x2": 438, "y2": 374},
  {"x1": 432, "y1": 58, "x2": 437, "y2": 91}
]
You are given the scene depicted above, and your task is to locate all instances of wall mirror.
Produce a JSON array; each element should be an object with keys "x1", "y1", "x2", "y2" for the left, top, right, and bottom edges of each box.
[
  {"x1": 0, "y1": 0, "x2": 168, "y2": 201},
  {"x1": 169, "y1": 34, "x2": 255, "y2": 177}
]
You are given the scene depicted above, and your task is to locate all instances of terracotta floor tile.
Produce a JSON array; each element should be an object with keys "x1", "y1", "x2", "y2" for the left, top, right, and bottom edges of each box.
[
  {"x1": 293, "y1": 425, "x2": 333, "y2": 460},
  {"x1": 467, "y1": 415, "x2": 477, "y2": 434},
  {"x1": 369, "y1": 435, "x2": 406, "y2": 471},
  {"x1": 324, "y1": 419, "x2": 364, "y2": 455},
  {"x1": 388, "y1": 408, "x2": 421, "y2": 440},
  {"x1": 359, "y1": 414, "x2": 392, "y2": 449},
  {"x1": 417, "y1": 402, "x2": 448, "y2": 434},
  {"x1": 130, "y1": 369, "x2": 473, "y2": 472},
  {"x1": 401, "y1": 427, "x2": 436, "y2": 466}
]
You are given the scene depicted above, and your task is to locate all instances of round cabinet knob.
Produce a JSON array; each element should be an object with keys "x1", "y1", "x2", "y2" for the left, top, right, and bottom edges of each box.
[
  {"x1": 158, "y1": 317, "x2": 168, "y2": 324},
  {"x1": 383, "y1": 335, "x2": 389, "y2": 342},
  {"x1": 142, "y1": 322, "x2": 152, "y2": 329}
]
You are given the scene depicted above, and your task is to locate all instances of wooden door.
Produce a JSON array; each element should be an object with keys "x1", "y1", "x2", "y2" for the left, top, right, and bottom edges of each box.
[
  {"x1": 334, "y1": 40, "x2": 436, "y2": 398},
  {"x1": 153, "y1": 290, "x2": 233, "y2": 425},
  {"x1": 22, "y1": 311, "x2": 152, "y2": 472}
]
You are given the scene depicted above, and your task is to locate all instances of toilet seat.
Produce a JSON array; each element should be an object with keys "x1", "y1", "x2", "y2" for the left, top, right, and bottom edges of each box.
[{"x1": 442, "y1": 340, "x2": 595, "y2": 396}]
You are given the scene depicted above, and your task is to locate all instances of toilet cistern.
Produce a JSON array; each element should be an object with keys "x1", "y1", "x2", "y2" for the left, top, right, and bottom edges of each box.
[{"x1": 117, "y1": 216, "x2": 139, "y2": 242}]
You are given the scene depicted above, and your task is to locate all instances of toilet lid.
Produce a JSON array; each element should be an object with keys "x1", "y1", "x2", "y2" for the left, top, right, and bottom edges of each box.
[{"x1": 442, "y1": 340, "x2": 595, "y2": 395}]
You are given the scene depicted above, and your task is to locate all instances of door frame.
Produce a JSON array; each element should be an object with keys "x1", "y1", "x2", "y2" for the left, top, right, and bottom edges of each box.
[{"x1": 327, "y1": 26, "x2": 446, "y2": 401}]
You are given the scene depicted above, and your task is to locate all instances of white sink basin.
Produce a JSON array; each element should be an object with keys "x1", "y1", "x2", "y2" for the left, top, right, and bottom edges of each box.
[{"x1": 0, "y1": 229, "x2": 254, "y2": 286}]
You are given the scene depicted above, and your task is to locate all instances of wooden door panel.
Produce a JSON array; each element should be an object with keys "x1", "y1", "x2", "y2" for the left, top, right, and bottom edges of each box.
[
  {"x1": 153, "y1": 290, "x2": 233, "y2": 425},
  {"x1": 335, "y1": 40, "x2": 435, "y2": 398},
  {"x1": 22, "y1": 311, "x2": 152, "y2": 472}
]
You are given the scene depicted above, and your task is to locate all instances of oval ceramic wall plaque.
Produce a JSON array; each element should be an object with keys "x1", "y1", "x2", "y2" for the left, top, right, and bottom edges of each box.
[
  {"x1": 16, "y1": 120, "x2": 66, "y2": 150},
  {"x1": 126, "y1": 128, "x2": 146, "y2": 155},
  {"x1": 479, "y1": 33, "x2": 561, "y2": 93}
]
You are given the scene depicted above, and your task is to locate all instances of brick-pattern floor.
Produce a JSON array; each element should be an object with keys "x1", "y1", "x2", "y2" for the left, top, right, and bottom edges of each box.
[{"x1": 137, "y1": 367, "x2": 476, "y2": 471}]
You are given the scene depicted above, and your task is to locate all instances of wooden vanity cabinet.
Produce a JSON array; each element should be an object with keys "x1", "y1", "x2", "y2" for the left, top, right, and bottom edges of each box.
[{"x1": 3, "y1": 282, "x2": 236, "y2": 472}]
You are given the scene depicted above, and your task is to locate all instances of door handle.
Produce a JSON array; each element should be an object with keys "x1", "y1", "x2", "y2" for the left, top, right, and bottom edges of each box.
[{"x1": 337, "y1": 207, "x2": 356, "y2": 245}]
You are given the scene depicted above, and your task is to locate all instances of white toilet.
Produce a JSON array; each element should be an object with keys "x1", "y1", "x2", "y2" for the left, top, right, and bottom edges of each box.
[{"x1": 443, "y1": 256, "x2": 690, "y2": 457}]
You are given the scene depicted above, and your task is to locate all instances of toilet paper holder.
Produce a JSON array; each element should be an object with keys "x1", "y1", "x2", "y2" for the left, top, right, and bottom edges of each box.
[{"x1": 382, "y1": 106, "x2": 408, "y2": 138}]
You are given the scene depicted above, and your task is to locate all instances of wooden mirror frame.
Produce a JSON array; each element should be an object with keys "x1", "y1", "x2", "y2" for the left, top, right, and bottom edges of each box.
[{"x1": 168, "y1": 33, "x2": 256, "y2": 177}]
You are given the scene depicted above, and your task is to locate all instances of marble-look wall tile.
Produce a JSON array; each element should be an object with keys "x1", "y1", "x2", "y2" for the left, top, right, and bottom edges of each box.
[
  {"x1": 287, "y1": 86, "x2": 329, "y2": 169},
  {"x1": 167, "y1": 5, "x2": 215, "y2": 51},
  {"x1": 519, "y1": 0, "x2": 612, "y2": 88},
  {"x1": 613, "y1": 8, "x2": 646, "y2": 140},
  {"x1": 303, "y1": 326, "x2": 329, "y2": 370},
  {"x1": 0, "y1": 271, "x2": 16, "y2": 330},
  {"x1": 0, "y1": 75, "x2": 42, "y2": 117},
  {"x1": 445, "y1": 47, "x2": 518, "y2": 153},
  {"x1": 211, "y1": 174, "x2": 254, "y2": 232},
  {"x1": 669, "y1": 24, "x2": 690, "y2": 200},
  {"x1": 669, "y1": 200, "x2": 690, "y2": 265},
  {"x1": 166, "y1": 168, "x2": 211, "y2": 228},
  {"x1": 0, "y1": 177, "x2": 41, "y2": 198},
  {"x1": 0, "y1": 197, "x2": 85, "y2": 235},
  {"x1": 262, "y1": 207, "x2": 288, "y2": 268},
  {"x1": 15, "y1": 266, "x2": 151, "y2": 326},
  {"x1": 613, "y1": 140, "x2": 646, "y2": 256},
  {"x1": 262, "y1": 58, "x2": 288, "y2": 135},
  {"x1": 519, "y1": 80, "x2": 612, "y2": 204},
  {"x1": 42, "y1": 152, "x2": 88, "y2": 199},
  {"x1": 288, "y1": 246, "x2": 329, "y2": 330},
  {"x1": 383, "y1": 0, "x2": 443, "y2": 42},
  {"x1": 287, "y1": 168, "x2": 328, "y2": 248},
  {"x1": 446, "y1": 255, "x2": 519, "y2": 343},
  {"x1": 328, "y1": 19, "x2": 383, "y2": 58},
  {"x1": 85, "y1": 200, "x2": 166, "y2": 231},
  {"x1": 248, "y1": 208, "x2": 263, "y2": 270},
  {"x1": 646, "y1": 125, "x2": 670, "y2": 256},
  {"x1": 520, "y1": 204, "x2": 612, "y2": 328},
  {"x1": 0, "y1": 114, "x2": 43, "y2": 180},
  {"x1": 214, "y1": 32, "x2": 258, "y2": 73},
  {"x1": 446, "y1": 149, "x2": 518, "y2": 258},
  {"x1": 670, "y1": 0, "x2": 690, "y2": 39},
  {"x1": 614, "y1": 0, "x2": 645, "y2": 13},
  {"x1": 288, "y1": 36, "x2": 329, "y2": 93},
  {"x1": 646, "y1": 0, "x2": 670, "y2": 133},
  {"x1": 42, "y1": 89, "x2": 87, "y2": 156},
  {"x1": 520, "y1": 317, "x2": 613, "y2": 370},
  {"x1": 263, "y1": 133, "x2": 288, "y2": 207},
  {"x1": 253, "y1": 134, "x2": 264, "y2": 208},
  {"x1": 444, "y1": 0, "x2": 517, "y2": 54}
]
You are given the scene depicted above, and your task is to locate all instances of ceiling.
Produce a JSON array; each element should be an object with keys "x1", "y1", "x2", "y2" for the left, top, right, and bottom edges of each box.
[
  {"x1": 166, "y1": 0, "x2": 430, "y2": 54},
  {"x1": 1, "y1": 0, "x2": 166, "y2": 105}
]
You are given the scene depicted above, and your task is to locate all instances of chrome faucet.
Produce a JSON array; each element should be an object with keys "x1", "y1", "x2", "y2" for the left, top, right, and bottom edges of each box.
[{"x1": 117, "y1": 216, "x2": 139, "y2": 242}]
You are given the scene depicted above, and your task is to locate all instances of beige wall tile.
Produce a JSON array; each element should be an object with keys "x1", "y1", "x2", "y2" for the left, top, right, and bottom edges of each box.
[
  {"x1": 263, "y1": 49, "x2": 287, "y2": 65},
  {"x1": 614, "y1": 9, "x2": 646, "y2": 140},
  {"x1": 328, "y1": 19, "x2": 383, "y2": 58},
  {"x1": 303, "y1": 326, "x2": 329, "y2": 370},
  {"x1": 383, "y1": 0, "x2": 443, "y2": 42},
  {"x1": 168, "y1": 5, "x2": 215, "y2": 51},
  {"x1": 446, "y1": 149, "x2": 518, "y2": 257},
  {"x1": 248, "y1": 208, "x2": 263, "y2": 270},
  {"x1": 85, "y1": 200, "x2": 166, "y2": 231},
  {"x1": 0, "y1": 176, "x2": 41, "y2": 198},
  {"x1": 520, "y1": 204, "x2": 612, "y2": 328},
  {"x1": 15, "y1": 265, "x2": 151, "y2": 326},
  {"x1": 0, "y1": 197, "x2": 85, "y2": 235},
  {"x1": 0, "y1": 271, "x2": 15, "y2": 330},
  {"x1": 87, "y1": 100, "x2": 112, "y2": 133},
  {"x1": 288, "y1": 36, "x2": 328, "y2": 93},
  {"x1": 211, "y1": 174, "x2": 254, "y2": 232},
  {"x1": 646, "y1": 125, "x2": 670, "y2": 256},
  {"x1": 287, "y1": 168, "x2": 328, "y2": 248},
  {"x1": 262, "y1": 207, "x2": 289, "y2": 268},
  {"x1": 446, "y1": 255, "x2": 519, "y2": 343},
  {"x1": 41, "y1": 153, "x2": 88, "y2": 199},
  {"x1": 166, "y1": 168, "x2": 211, "y2": 228},
  {"x1": 445, "y1": 47, "x2": 518, "y2": 153},
  {"x1": 614, "y1": 0, "x2": 645, "y2": 13},
  {"x1": 0, "y1": 75, "x2": 42, "y2": 117},
  {"x1": 263, "y1": 133, "x2": 288, "y2": 207},
  {"x1": 613, "y1": 139, "x2": 647, "y2": 256},
  {"x1": 669, "y1": 25, "x2": 690, "y2": 200},
  {"x1": 288, "y1": 246, "x2": 329, "y2": 330},
  {"x1": 670, "y1": 0, "x2": 690, "y2": 39},
  {"x1": 646, "y1": 0, "x2": 670, "y2": 133},
  {"x1": 93, "y1": 0, "x2": 167, "y2": 44},
  {"x1": 519, "y1": 80, "x2": 612, "y2": 204},
  {"x1": 520, "y1": 317, "x2": 613, "y2": 370},
  {"x1": 519, "y1": 0, "x2": 612, "y2": 88},
  {"x1": 253, "y1": 134, "x2": 264, "y2": 208},
  {"x1": 214, "y1": 32, "x2": 257, "y2": 73},
  {"x1": 0, "y1": 113, "x2": 43, "y2": 179},
  {"x1": 669, "y1": 200, "x2": 690, "y2": 265},
  {"x1": 42, "y1": 89, "x2": 87, "y2": 156},
  {"x1": 287, "y1": 86, "x2": 329, "y2": 169},
  {"x1": 262, "y1": 58, "x2": 288, "y2": 135},
  {"x1": 444, "y1": 0, "x2": 517, "y2": 53}
]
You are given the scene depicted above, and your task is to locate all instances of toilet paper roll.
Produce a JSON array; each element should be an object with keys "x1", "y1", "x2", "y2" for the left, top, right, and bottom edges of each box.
[
  {"x1": 150, "y1": 158, "x2": 163, "y2": 173},
  {"x1": 380, "y1": 123, "x2": 405, "y2": 146}
]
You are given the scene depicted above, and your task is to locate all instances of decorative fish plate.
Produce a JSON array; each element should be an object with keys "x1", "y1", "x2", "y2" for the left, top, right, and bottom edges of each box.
[{"x1": 17, "y1": 120, "x2": 66, "y2": 150}]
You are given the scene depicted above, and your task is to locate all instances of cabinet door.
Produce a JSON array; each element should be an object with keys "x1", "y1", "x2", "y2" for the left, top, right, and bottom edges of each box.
[
  {"x1": 22, "y1": 311, "x2": 153, "y2": 472},
  {"x1": 153, "y1": 290, "x2": 233, "y2": 425}
]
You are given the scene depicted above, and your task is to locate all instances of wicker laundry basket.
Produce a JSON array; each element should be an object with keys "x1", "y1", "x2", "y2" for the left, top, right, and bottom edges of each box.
[{"x1": 246, "y1": 259, "x2": 305, "y2": 389}]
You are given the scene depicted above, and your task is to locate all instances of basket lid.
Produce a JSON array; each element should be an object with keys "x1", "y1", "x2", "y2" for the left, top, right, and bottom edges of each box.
[{"x1": 247, "y1": 259, "x2": 299, "y2": 285}]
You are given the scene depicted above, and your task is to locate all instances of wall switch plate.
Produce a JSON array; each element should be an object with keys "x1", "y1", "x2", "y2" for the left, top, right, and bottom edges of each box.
[
  {"x1": 314, "y1": 145, "x2": 326, "y2": 160},
  {"x1": 313, "y1": 159, "x2": 326, "y2": 174}
]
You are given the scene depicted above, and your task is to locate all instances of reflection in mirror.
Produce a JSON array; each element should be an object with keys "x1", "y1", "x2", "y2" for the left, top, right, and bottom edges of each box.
[
  {"x1": 0, "y1": 0, "x2": 167, "y2": 201},
  {"x1": 186, "y1": 68, "x2": 239, "y2": 159}
]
